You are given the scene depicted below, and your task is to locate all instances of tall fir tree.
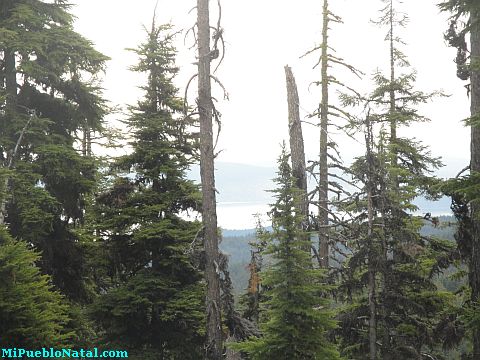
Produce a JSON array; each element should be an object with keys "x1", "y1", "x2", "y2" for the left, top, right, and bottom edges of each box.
[
  {"x1": 90, "y1": 22, "x2": 205, "y2": 359},
  {"x1": 0, "y1": 0, "x2": 108, "y2": 302},
  {"x1": 302, "y1": 0, "x2": 362, "y2": 268},
  {"x1": 337, "y1": 1, "x2": 455, "y2": 358},
  {"x1": 233, "y1": 146, "x2": 340, "y2": 360}
]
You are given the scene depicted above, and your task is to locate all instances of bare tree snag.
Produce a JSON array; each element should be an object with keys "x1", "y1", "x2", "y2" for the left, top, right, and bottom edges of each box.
[
  {"x1": 319, "y1": 0, "x2": 330, "y2": 268},
  {"x1": 284, "y1": 65, "x2": 308, "y2": 225},
  {"x1": 388, "y1": 0, "x2": 398, "y2": 190},
  {"x1": 470, "y1": 10, "x2": 480, "y2": 357},
  {"x1": 197, "y1": 0, "x2": 223, "y2": 358},
  {"x1": 365, "y1": 114, "x2": 377, "y2": 360}
]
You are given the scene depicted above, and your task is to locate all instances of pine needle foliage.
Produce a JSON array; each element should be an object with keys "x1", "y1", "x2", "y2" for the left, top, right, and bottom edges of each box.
[
  {"x1": 233, "y1": 146, "x2": 340, "y2": 360},
  {"x1": 0, "y1": 0, "x2": 109, "y2": 301},
  {"x1": 90, "y1": 22, "x2": 204, "y2": 359},
  {"x1": 0, "y1": 227, "x2": 72, "y2": 348},
  {"x1": 336, "y1": 1, "x2": 455, "y2": 358}
]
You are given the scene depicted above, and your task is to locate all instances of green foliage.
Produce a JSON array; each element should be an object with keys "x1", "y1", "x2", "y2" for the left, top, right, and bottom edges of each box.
[
  {"x1": 0, "y1": 0, "x2": 109, "y2": 302},
  {"x1": 89, "y1": 22, "x2": 205, "y2": 358},
  {"x1": 92, "y1": 271, "x2": 204, "y2": 360},
  {"x1": 0, "y1": 227, "x2": 72, "y2": 347},
  {"x1": 335, "y1": 2, "x2": 456, "y2": 358},
  {"x1": 233, "y1": 147, "x2": 341, "y2": 360}
]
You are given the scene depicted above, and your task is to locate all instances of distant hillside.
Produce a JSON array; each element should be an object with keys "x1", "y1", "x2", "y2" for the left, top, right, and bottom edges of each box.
[{"x1": 221, "y1": 215, "x2": 457, "y2": 295}]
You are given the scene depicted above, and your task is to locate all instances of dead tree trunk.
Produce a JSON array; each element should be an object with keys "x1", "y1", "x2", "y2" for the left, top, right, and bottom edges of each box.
[
  {"x1": 197, "y1": 0, "x2": 223, "y2": 358},
  {"x1": 284, "y1": 65, "x2": 308, "y2": 225},
  {"x1": 319, "y1": 0, "x2": 330, "y2": 268},
  {"x1": 365, "y1": 115, "x2": 377, "y2": 360},
  {"x1": 388, "y1": 0, "x2": 397, "y2": 157},
  {"x1": 470, "y1": 10, "x2": 480, "y2": 357}
]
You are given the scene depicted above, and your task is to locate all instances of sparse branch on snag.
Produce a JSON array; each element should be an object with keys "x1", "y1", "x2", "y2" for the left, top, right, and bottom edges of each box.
[
  {"x1": 184, "y1": 73, "x2": 199, "y2": 114},
  {"x1": 300, "y1": 44, "x2": 337, "y2": 61},
  {"x1": 328, "y1": 75, "x2": 362, "y2": 96},
  {"x1": 184, "y1": 24, "x2": 198, "y2": 49},
  {"x1": 209, "y1": 0, "x2": 225, "y2": 73},
  {"x1": 327, "y1": 55, "x2": 364, "y2": 78},
  {"x1": 329, "y1": 172, "x2": 362, "y2": 190},
  {"x1": 300, "y1": 119, "x2": 320, "y2": 127},
  {"x1": 211, "y1": 102, "x2": 222, "y2": 151},
  {"x1": 327, "y1": 10, "x2": 343, "y2": 23},
  {"x1": 210, "y1": 75, "x2": 229, "y2": 100},
  {"x1": 212, "y1": 31, "x2": 225, "y2": 73}
]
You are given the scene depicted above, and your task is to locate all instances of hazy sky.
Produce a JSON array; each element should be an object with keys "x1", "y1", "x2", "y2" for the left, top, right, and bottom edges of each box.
[{"x1": 70, "y1": 0, "x2": 470, "y2": 228}]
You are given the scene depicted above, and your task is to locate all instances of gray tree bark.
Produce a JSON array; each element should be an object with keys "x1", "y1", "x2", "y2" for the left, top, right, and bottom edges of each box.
[
  {"x1": 319, "y1": 0, "x2": 329, "y2": 268},
  {"x1": 284, "y1": 65, "x2": 308, "y2": 224},
  {"x1": 389, "y1": 0, "x2": 397, "y2": 155},
  {"x1": 197, "y1": 0, "x2": 223, "y2": 358},
  {"x1": 365, "y1": 117, "x2": 377, "y2": 360},
  {"x1": 469, "y1": 11, "x2": 480, "y2": 358}
]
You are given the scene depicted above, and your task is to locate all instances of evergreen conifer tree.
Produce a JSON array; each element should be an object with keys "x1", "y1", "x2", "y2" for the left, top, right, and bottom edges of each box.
[
  {"x1": 0, "y1": 227, "x2": 72, "y2": 348},
  {"x1": 0, "y1": 0, "x2": 109, "y2": 301},
  {"x1": 233, "y1": 146, "x2": 340, "y2": 360},
  {"x1": 90, "y1": 22, "x2": 204, "y2": 359},
  {"x1": 336, "y1": 1, "x2": 455, "y2": 358}
]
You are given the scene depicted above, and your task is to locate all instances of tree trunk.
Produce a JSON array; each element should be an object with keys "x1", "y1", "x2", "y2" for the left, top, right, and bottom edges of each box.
[
  {"x1": 197, "y1": 0, "x2": 223, "y2": 358},
  {"x1": 86, "y1": 128, "x2": 92, "y2": 157},
  {"x1": 0, "y1": 48, "x2": 16, "y2": 227},
  {"x1": 365, "y1": 117, "x2": 377, "y2": 360},
  {"x1": 470, "y1": 10, "x2": 480, "y2": 358},
  {"x1": 389, "y1": 0, "x2": 396, "y2": 155},
  {"x1": 319, "y1": 0, "x2": 329, "y2": 268},
  {"x1": 5, "y1": 49, "x2": 16, "y2": 106},
  {"x1": 284, "y1": 65, "x2": 308, "y2": 225},
  {"x1": 383, "y1": 3, "x2": 396, "y2": 356}
]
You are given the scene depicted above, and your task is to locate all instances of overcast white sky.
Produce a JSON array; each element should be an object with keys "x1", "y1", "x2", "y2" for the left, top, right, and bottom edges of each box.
[{"x1": 70, "y1": 0, "x2": 470, "y2": 228}]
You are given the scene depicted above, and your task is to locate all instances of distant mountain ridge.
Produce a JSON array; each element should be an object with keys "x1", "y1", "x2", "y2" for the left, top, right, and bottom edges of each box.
[
  {"x1": 189, "y1": 162, "x2": 453, "y2": 229},
  {"x1": 221, "y1": 215, "x2": 457, "y2": 295}
]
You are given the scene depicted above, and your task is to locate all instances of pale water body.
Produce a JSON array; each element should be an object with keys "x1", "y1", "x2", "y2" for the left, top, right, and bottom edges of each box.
[
  {"x1": 217, "y1": 202, "x2": 270, "y2": 230},
  {"x1": 217, "y1": 197, "x2": 453, "y2": 230}
]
